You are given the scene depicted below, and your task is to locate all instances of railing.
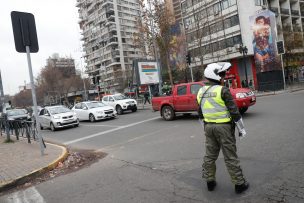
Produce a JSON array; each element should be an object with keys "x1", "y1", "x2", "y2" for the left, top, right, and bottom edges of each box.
[
  {"x1": 280, "y1": 8, "x2": 290, "y2": 15},
  {"x1": 291, "y1": 10, "x2": 299, "y2": 16},
  {"x1": 256, "y1": 80, "x2": 304, "y2": 94},
  {"x1": 0, "y1": 119, "x2": 44, "y2": 146}
]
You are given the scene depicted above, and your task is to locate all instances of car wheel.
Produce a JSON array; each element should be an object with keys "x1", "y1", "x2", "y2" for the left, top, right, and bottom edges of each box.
[
  {"x1": 239, "y1": 107, "x2": 248, "y2": 115},
  {"x1": 116, "y1": 105, "x2": 123, "y2": 115},
  {"x1": 161, "y1": 106, "x2": 175, "y2": 121},
  {"x1": 89, "y1": 114, "x2": 96, "y2": 122},
  {"x1": 40, "y1": 124, "x2": 44, "y2": 130},
  {"x1": 131, "y1": 107, "x2": 137, "y2": 112},
  {"x1": 50, "y1": 123, "x2": 56, "y2": 131}
]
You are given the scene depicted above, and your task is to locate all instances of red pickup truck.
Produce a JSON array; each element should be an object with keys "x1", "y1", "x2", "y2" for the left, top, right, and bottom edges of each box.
[{"x1": 152, "y1": 82, "x2": 256, "y2": 121}]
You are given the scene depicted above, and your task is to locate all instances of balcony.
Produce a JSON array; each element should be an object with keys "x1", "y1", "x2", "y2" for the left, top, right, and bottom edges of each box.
[
  {"x1": 291, "y1": 10, "x2": 300, "y2": 16},
  {"x1": 280, "y1": 8, "x2": 290, "y2": 15},
  {"x1": 270, "y1": 7, "x2": 279, "y2": 14}
]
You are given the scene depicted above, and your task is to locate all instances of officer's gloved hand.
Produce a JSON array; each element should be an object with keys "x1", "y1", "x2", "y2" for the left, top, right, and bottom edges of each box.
[{"x1": 235, "y1": 118, "x2": 246, "y2": 139}]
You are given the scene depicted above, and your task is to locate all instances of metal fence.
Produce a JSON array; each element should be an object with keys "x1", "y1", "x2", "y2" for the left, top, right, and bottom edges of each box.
[
  {"x1": 256, "y1": 80, "x2": 304, "y2": 94},
  {"x1": 0, "y1": 118, "x2": 44, "y2": 146}
]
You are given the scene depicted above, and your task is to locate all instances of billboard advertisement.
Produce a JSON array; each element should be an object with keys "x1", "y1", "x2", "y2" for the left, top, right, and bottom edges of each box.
[
  {"x1": 138, "y1": 61, "x2": 160, "y2": 84},
  {"x1": 250, "y1": 10, "x2": 281, "y2": 73}
]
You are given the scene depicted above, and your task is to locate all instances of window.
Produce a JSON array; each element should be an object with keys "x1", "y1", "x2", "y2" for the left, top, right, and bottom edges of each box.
[
  {"x1": 224, "y1": 18, "x2": 232, "y2": 29},
  {"x1": 226, "y1": 37, "x2": 234, "y2": 47},
  {"x1": 255, "y1": 0, "x2": 265, "y2": 6},
  {"x1": 177, "y1": 85, "x2": 187, "y2": 95},
  {"x1": 233, "y1": 35, "x2": 242, "y2": 44},
  {"x1": 228, "y1": 0, "x2": 237, "y2": 6},
  {"x1": 190, "y1": 84, "x2": 202, "y2": 95},
  {"x1": 75, "y1": 103, "x2": 81, "y2": 109},
  {"x1": 231, "y1": 15, "x2": 239, "y2": 27},
  {"x1": 81, "y1": 103, "x2": 87, "y2": 110},
  {"x1": 39, "y1": 109, "x2": 45, "y2": 116},
  {"x1": 221, "y1": 0, "x2": 229, "y2": 10}
]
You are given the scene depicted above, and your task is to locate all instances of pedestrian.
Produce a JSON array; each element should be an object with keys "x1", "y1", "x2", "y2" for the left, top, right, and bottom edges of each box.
[
  {"x1": 197, "y1": 62, "x2": 249, "y2": 194},
  {"x1": 144, "y1": 91, "x2": 150, "y2": 104}
]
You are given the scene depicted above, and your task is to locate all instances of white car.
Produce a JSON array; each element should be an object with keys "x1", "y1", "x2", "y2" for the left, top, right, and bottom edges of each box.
[
  {"x1": 102, "y1": 94, "x2": 137, "y2": 115},
  {"x1": 72, "y1": 101, "x2": 117, "y2": 122},
  {"x1": 39, "y1": 106, "x2": 79, "y2": 131}
]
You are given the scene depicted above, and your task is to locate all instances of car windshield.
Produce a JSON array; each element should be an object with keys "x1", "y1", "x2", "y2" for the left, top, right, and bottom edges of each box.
[
  {"x1": 7, "y1": 109, "x2": 27, "y2": 116},
  {"x1": 113, "y1": 94, "x2": 127, "y2": 100},
  {"x1": 48, "y1": 106, "x2": 71, "y2": 115},
  {"x1": 87, "y1": 102, "x2": 106, "y2": 109}
]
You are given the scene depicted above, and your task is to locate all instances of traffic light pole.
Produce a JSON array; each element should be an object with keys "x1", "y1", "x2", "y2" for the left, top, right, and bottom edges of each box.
[{"x1": 280, "y1": 54, "x2": 286, "y2": 90}]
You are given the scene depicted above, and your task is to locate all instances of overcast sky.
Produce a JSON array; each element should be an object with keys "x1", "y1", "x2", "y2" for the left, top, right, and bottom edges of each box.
[{"x1": 0, "y1": 0, "x2": 83, "y2": 95}]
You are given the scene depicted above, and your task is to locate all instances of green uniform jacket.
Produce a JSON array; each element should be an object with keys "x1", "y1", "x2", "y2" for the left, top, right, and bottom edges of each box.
[{"x1": 197, "y1": 81, "x2": 241, "y2": 122}]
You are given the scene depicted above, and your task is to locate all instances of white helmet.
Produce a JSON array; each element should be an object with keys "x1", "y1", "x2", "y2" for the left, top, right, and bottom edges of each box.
[{"x1": 204, "y1": 62, "x2": 231, "y2": 81}]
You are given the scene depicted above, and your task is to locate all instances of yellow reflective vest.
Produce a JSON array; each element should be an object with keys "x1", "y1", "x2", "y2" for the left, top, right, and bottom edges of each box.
[{"x1": 197, "y1": 85, "x2": 231, "y2": 123}]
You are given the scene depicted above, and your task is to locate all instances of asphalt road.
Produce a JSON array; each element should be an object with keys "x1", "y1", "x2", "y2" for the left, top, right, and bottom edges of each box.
[{"x1": 2, "y1": 90, "x2": 304, "y2": 203}]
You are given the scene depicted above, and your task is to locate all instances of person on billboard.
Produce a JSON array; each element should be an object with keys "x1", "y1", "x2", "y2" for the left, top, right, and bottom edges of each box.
[{"x1": 253, "y1": 16, "x2": 272, "y2": 72}]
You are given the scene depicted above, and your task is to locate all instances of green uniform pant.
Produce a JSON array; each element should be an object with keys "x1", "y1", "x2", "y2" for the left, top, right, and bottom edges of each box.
[{"x1": 202, "y1": 123, "x2": 246, "y2": 185}]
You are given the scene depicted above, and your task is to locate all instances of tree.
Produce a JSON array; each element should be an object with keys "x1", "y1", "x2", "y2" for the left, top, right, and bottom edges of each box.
[{"x1": 138, "y1": 0, "x2": 177, "y2": 86}]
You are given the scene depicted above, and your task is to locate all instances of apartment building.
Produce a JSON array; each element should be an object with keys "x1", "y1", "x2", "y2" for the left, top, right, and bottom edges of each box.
[
  {"x1": 76, "y1": 0, "x2": 143, "y2": 93},
  {"x1": 46, "y1": 55, "x2": 76, "y2": 78},
  {"x1": 180, "y1": 0, "x2": 304, "y2": 90}
]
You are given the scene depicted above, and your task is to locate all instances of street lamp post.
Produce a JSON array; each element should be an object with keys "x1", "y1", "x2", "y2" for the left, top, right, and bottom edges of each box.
[{"x1": 239, "y1": 44, "x2": 249, "y2": 87}]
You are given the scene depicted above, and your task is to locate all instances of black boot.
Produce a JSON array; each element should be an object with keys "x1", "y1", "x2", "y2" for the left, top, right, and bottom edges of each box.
[
  {"x1": 235, "y1": 182, "x2": 249, "y2": 194},
  {"x1": 207, "y1": 181, "x2": 217, "y2": 191}
]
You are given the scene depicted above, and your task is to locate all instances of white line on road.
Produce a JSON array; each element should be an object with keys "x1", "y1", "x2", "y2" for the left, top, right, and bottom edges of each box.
[
  {"x1": 64, "y1": 116, "x2": 160, "y2": 145},
  {"x1": 96, "y1": 125, "x2": 178, "y2": 152},
  {"x1": 3, "y1": 187, "x2": 45, "y2": 203},
  {"x1": 80, "y1": 124, "x2": 120, "y2": 128}
]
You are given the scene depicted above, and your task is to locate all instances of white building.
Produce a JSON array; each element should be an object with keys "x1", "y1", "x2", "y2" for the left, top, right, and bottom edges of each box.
[
  {"x1": 180, "y1": 0, "x2": 304, "y2": 90},
  {"x1": 76, "y1": 0, "x2": 143, "y2": 93}
]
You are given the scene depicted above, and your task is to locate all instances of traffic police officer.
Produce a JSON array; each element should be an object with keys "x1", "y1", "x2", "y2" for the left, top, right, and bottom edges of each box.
[{"x1": 197, "y1": 62, "x2": 249, "y2": 194}]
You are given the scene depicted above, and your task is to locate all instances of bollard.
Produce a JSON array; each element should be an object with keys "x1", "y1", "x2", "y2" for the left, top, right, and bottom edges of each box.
[{"x1": 3, "y1": 113, "x2": 11, "y2": 142}]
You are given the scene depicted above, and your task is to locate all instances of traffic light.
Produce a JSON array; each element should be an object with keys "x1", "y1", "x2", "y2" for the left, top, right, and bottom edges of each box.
[
  {"x1": 277, "y1": 41, "x2": 285, "y2": 54},
  {"x1": 186, "y1": 52, "x2": 191, "y2": 65}
]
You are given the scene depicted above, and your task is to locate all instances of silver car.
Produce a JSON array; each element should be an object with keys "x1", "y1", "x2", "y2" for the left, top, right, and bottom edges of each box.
[{"x1": 38, "y1": 106, "x2": 79, "y2": 131}]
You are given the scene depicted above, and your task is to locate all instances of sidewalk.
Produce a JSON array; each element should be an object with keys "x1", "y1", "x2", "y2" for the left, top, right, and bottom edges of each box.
[{"x1": 0, "y1": 135, "x2": 67, "y2": 192}]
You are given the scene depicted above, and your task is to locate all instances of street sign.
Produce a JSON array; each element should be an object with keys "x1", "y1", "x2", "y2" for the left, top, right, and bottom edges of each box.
[{"x1": 11, "y1": 11, "x2": 39, "y2": 53}]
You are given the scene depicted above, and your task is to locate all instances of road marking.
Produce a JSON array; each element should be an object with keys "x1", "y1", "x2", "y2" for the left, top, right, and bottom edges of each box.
[
  {"x1": 80, "y1": 124, "x2": 120, "y2": 128},
  {"x1": 96, "y1": 125, "x2": 178, "y2": 152},
  {"x1": 64, "y1": 116, "x2": 160, "y2": 145},
  {"x1": 4, "y1": 187, "x2": 45, "y2": 203}
]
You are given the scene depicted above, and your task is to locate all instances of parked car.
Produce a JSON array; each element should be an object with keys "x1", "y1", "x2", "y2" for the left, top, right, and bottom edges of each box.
[
  {"x1": 72, "y1": 101, "x2": 117, "y2": 122},
  {"x1": 102, "y1": 93, "x2": 137, "y2": 115},
  {"x1": 5, "y1": 109, "x2": 31, "y2": 121},
  {"x1": 39, "y1": 105, "x2": 79, "y2": 131},
  {"x1": 152, "y1": 82, "x2": 256, "y2": 121}
]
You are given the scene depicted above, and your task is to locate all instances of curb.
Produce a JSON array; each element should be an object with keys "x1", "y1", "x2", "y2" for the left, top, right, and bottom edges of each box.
[{"x1": 0, "y1": 142, "x2": 68, "y2": 193}]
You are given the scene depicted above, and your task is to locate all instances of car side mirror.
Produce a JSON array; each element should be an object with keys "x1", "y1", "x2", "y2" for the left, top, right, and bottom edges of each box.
[
  {"x1": 82, "y1": 107, "x2": 88, "y2": 110},
  {"x1": 109, "y1": 99, "x2": 114, "y2": 102},
  {"x1": 44, "y1": 113, "x2": 50, "y2": 116}
]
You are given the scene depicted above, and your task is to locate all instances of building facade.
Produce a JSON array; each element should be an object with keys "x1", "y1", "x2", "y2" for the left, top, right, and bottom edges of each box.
[
  {"x1": 180, "y1": 0, "x2": 304, "y2": 90},
  {"x1": 46, "y1": 54, "x2": 76, "y2": 78},
  {"x1": 76, "y1": 0, "x2": 143, "y2": 93}
]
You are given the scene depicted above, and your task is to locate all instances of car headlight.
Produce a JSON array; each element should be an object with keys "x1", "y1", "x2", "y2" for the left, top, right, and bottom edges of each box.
[
  {"x1": 53, "y1": 115, "x2": 61, "y2": 119},
  {"x1": 236, "y1": 93, "x2": 246, "y2": 99}
]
